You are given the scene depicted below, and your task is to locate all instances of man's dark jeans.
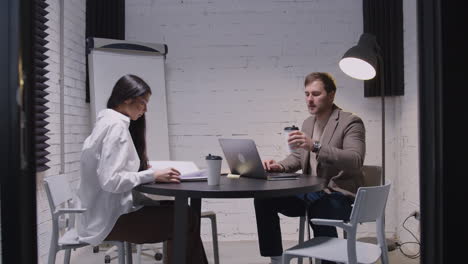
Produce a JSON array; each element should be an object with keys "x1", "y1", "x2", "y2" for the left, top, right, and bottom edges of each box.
[{"x1": 254, "y1": 192, "x2": 353, "y2": 264}]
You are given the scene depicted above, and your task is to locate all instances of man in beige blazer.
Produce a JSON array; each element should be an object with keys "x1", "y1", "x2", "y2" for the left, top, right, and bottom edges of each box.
[{"x1": 254, "y1": 72, "x2": 365, "y2": 264}]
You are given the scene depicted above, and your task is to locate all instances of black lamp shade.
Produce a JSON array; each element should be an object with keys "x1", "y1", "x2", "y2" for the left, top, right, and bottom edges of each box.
[{"x1": 339, "y1": 33, "x2": 379, "y2": 80}]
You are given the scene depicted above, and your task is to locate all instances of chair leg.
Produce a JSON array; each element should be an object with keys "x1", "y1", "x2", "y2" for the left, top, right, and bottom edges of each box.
[
  {"x1": 381, "y1": 250, "x2": 390, "y2": 264},
  {"x1": 377, "y1": 218, "x2": 389, "y2": 264},
  {"x1": 115, "y1": 242, "x2": 125, "y2": 264},
  {"x1": 299, "y1": 209, "x2": 313, "y2": 264},
  {"x1": 63, "y1": 249, "x2": 71, "y2": 264},
  {"x1": 208, "y1": 214, "x2": 220, "y2": 264},
  {"x1": 298, "y1": 216, "x2": 305, "y2": 264},
  {"x1": 136, "y1": 244, "x2": 142, "y2": 264},
  {"x1": 282, "y1": 253, "x2": 294, "y2": 264},
  {"x1": 125, "y1": 242, "x2": 133, "y2": 264},
  {"x1": 202, "y1": 212, "x2": 220, "y2": 264},
  {"x1": 48, "y1": 241, "x2": 58, "y2": 264},
  {"x1": 305, "y1": 209, "x2": 313, "y2": 264}
]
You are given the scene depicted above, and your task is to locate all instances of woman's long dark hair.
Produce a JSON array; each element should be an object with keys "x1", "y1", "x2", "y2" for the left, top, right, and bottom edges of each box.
[{"x1": 107, "y1": 74, "x2": 152, "y2": 171}]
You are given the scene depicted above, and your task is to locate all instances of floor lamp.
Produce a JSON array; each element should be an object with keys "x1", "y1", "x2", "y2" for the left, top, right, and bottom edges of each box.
[{"x1": 339, "y1": 33, "x2": 396, "y2": 250}]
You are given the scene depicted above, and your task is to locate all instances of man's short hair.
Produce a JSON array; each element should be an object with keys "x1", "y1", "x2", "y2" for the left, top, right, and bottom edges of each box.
[{"x1": 304, "y1": 72, "x2": 337, "y2": 94}]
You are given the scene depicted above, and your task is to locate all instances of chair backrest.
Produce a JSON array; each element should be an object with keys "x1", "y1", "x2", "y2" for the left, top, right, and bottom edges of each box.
[
  {"x1": 349, "y1": 183, "x2": 391, "y2": 224},
  {"x1": 361, "y1": 165, "x2": 382, "y2": 187},
  {"x1": 43, "y1": 175, "x2": 74, "y2": 213},
  {"x1": 149, "y1": 160, "x2": 199, "y2": 174}
]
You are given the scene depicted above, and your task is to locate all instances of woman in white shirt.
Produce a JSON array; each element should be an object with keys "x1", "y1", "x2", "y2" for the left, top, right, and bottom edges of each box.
[{"x1": 77, "y1": 74, "x2": 208, "y2": 263}]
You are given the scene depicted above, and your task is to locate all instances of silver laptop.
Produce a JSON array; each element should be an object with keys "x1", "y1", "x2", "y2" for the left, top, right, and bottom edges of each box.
[{"x1": 218, "y1": 138, "x2": 301, "y2": 180}]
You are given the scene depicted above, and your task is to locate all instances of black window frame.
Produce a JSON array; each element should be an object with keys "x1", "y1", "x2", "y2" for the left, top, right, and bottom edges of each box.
[{"x1": 1, "y1": 0, "x2": 38, "y2": 262}]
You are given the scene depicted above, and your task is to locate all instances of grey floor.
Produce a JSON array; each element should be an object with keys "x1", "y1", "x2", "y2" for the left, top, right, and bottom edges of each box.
[{"x1": 62, "y1": 240, "x2": 420, "y2": 264}]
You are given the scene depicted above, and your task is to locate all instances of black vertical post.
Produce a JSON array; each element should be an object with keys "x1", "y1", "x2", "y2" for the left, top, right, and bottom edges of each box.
[{"x1": 1, "y1": 0, "x2": 38, "y2": 263}]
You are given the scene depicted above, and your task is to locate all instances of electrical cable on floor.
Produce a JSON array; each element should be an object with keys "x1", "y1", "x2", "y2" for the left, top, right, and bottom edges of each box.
[{"x1": 395, "y1": 214, "x2": 420, "y2": 259}]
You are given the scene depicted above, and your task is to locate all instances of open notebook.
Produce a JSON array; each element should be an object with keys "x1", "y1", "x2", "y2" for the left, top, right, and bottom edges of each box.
[{"x1": 148, "y1": 161, "x2": 208, "y2": 182}]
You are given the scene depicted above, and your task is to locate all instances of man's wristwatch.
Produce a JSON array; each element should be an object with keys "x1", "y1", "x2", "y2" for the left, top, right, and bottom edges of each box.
[{"x1": 312, "y1": 141, "x2": 322, "y2": 153}]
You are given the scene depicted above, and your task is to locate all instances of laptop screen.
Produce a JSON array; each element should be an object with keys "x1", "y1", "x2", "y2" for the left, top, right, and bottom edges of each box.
[{"x1": 218, "y1": 138, "x2": 269, "y2": 179}]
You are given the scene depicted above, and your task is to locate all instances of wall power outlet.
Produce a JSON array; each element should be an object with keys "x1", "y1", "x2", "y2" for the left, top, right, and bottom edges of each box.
[{"x1": 411, "y1": 210, "x2": 420, "y2": 221}]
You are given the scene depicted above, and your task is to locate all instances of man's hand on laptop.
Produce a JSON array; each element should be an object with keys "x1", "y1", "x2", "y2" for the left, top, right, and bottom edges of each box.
[{"x1": 263, "y1": 160, "x2": 285, "y2": 172}]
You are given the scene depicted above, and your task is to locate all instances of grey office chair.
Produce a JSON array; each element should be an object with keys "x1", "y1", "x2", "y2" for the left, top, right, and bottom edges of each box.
[
  {"x1": 361, "y1": 165, "x2": 382, "y2": 187},
  {"x1": 43, "y1": 175, "x2": 127, "y2": 264},
  {"x1": 283, "y1": 183, "x2": 391, "y2": 264}
]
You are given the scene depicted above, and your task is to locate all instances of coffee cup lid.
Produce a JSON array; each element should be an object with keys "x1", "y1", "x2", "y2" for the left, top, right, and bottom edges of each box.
[
  {"x1": 206, "y1": 154, "x2": 222, "y2": 160},
  {"x1": 284, "y1": 125, "x2": 299, "y2": 131}
]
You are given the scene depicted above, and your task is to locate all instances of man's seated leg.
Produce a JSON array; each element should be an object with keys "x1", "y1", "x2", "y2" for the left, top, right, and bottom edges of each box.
[
  {"x1": 308, "y1": 191, "x2": 353, "y2": 236},
  {"x1": 307, "y1": 192, "x2": 353, "y2": 264},
  {"x1": 253, "y1": 196, "x2": 306, "y2": 257}
]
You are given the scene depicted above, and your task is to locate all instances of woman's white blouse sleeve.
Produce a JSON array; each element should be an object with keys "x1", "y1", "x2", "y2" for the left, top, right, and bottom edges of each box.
[{"x1": 96, "y1": 124, "x2": 154, "y2": 193}]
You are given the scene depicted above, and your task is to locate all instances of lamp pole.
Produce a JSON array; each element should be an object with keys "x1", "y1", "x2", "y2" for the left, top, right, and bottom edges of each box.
[
  {"x1": 378, "y1": 53, "x2": 385, "y2": 185},
  {"x1": 377, "y1": 52, "x2": 396, "y2": 251}
]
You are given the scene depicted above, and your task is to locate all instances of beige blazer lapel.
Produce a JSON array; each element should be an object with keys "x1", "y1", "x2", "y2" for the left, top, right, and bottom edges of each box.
[
  {"x1": 301, "y1": 116, "x2": 315, "y2": 174},
  {"x1": 320, "y1": 106, "x2": 340, "y2": 146}
]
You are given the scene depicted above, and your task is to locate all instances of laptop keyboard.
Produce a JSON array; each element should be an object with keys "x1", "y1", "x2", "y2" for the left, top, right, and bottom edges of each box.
[{"x1": 267, "y1": 172, "x2": 299, "y2": 178}]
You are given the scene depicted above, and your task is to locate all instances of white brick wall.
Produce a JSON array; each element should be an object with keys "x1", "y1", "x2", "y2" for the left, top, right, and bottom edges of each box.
[
  {"x1": 126, "y1": 0, "x2": 411, "y2": 242},
  {"x1": 34, "y1": 0, "x2": 420, "y2": 260},
  {"x1": 37, "y1": 0, "x2": 87, "y2": 263}
]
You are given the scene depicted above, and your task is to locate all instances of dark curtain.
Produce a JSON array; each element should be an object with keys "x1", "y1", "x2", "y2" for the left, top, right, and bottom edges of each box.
[
  {"x1": 85, "y1": 0, "x2": 125, "y2": 102},
  {"x1": 33, "y1": 0, "x2": 50, "y2": 172},
  {"x1": 363, "y1": 0, "x2": 404, "y2": 97},
  {"x1": 419, "y1": 0, "x2": 466, "y2": 263}
]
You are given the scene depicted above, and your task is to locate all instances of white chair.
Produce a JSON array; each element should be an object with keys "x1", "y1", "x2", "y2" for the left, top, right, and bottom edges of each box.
[
  {"x1": 294, "y1": 165, "x2": 382, "y2": 264},
  {"x1": 282, "y1": 183, "x2": 391, "y2": 264},
  {"x1": 44, "y1": 175, "x2": 127, "y2": 264},
  {"x1": 134, "y1": 161, "x2": 220, "y2": 264}
]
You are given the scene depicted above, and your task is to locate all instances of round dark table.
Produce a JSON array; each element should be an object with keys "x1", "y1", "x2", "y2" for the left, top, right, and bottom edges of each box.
[{"x1": 135, "y1": 174, "x2": 325, "y2": 264}]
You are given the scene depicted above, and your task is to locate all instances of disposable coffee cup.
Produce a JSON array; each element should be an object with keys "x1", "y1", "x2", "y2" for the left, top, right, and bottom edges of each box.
[
  {"x1": 206, "y1": 154, "x2": 222, "y2": 186},
  {"x1": 283, "y1": 125, "x2": 299, "y2": 153}
]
